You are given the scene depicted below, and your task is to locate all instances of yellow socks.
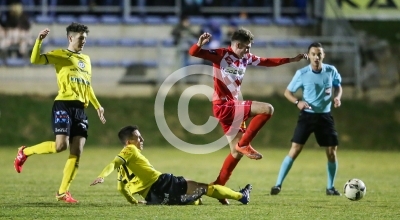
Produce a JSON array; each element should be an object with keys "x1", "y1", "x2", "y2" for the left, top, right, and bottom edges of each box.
[
  {"x1": 58, "y1": 155, "x2": 79, "y2": 194},
  {"x1": 206, "y1": 184, "x2": 242, "y2": 200},
  {"x1": 23, "y1": 141, "x2": 56, "y2": 156}
]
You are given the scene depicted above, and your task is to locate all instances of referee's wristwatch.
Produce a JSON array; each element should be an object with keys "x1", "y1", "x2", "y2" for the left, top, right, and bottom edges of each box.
[{"x1": 294, "y1": 100, "x2": 299, "y2": 105}]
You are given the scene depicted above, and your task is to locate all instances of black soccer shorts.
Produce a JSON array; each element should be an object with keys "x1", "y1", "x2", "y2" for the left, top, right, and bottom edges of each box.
[
  {"x1": 145, "y1": 173, "x2": 188, "y2": 205},
  {"x1": 291, "y1": 111, "x2": 339, "y2": 147},
  {"x1": 51, "y1": 100, "x2": 89, "y2": 139}
]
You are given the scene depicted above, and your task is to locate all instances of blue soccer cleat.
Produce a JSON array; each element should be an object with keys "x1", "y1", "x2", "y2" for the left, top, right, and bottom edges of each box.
[{"x1": 238, "y1": 184, "x2": 252, "y2": 204}]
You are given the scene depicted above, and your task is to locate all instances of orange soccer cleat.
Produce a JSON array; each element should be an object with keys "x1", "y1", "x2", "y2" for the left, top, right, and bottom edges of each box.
[
  {"x1": 56, "y1": 191, "x2": 78, "y2": 203},
  {"x1": 14, "y1": 146, "x2": 28, "y2": 173},
  {"x1": 235, "y1": 143, "x2": 263, "y2": 160}
]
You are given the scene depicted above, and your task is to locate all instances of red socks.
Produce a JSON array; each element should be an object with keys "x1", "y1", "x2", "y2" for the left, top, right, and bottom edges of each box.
[
  {"x1": 213, "y1": 114, "x2": 272, "y2": 186},
  {"x1": 238, "y1": 114, "x2": 271, "y2": 147},
  {"x1": 213, "y1": 153, "x2": 240, "y2": 186}
]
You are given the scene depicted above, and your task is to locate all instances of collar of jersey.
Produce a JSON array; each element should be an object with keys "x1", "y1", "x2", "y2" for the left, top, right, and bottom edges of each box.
[
  {"x1": 126, "y1": 144, "x2": 141, "y2": 152},
  {"x1": 66, "y1": 49, "x2": 81, "y2": 54},
  {"x1": 227, "y1": 46, "x2": 241, "y2": 59},
  {"x1": 309, "y1": 63, "x2": 325, "y2": 74}
]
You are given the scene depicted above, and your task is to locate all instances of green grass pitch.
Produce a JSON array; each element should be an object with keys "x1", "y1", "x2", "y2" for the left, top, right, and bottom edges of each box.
[{"x1": 1, "y1": 146, "x2": 399, "y2": 219}]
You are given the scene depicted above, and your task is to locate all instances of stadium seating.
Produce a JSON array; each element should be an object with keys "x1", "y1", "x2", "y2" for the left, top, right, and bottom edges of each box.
[
  {"x1": 35, "y1": 15, "x2": 53, "y2": 24},
  {"x1": 56, "y1": 15, "x2": 75, "y2": 24},
  {"x1": 252, "y1": 16, "x2": 273, "y2": 26},
  {"x1": 78, "y1": 15, "x2": 99, "y2": 24},
  {"x1": 99, "y1": 15, "x2": 122, "y2": 24},
  {"x1": 22, "y1": 14, "x2": 316, "y2": 85},
  {"x1": 5, "y1": 58, "x2": 28, "y2": 67},
  {"x1": 274, "y1": 17, "x2": 295, "y2": 26}
]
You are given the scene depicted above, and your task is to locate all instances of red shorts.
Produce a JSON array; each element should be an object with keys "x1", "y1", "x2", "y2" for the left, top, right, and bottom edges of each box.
[{"x1": 212, "y1": 100, "x2": 252, "y2": 135}]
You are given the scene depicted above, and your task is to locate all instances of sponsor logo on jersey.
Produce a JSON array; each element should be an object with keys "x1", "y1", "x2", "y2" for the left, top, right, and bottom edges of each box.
[
  {"x1": 224, "y1": 66, "x2": 244, "y2": 76},
  {"x1": 70, "y1": 76, "x2": 90, "y2": 85}
]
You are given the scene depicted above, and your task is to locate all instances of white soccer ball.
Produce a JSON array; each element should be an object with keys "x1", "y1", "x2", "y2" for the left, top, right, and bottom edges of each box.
[{"x1": 343, "y1": 178, "x2": 366, "y2": 201}]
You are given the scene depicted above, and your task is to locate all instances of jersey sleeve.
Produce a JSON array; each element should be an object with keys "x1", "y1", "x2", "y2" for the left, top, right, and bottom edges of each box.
[
  {"x1": 287, "y1": 70, "x2": 302, "y2": 92},
  {"x1": 97, "y1": 157, "x2": 124, "y2": 178},
  {"x1": 117, "y1": 146, "x2": 136, "y2": 164},
  {"x1": 248, "y1": 53, "x2": 290, "y2": 67},
  {"x1": 88, "y1": 86, "x2": 101, "y2": 109},
  {"x1": 117, "y1": 180, "x2": 138, "y2": 204},
  {"x1": 30, "y1": 39, "x2": 47, "y2": 64},
  {"x1": 98, "y1": 147, "x2": 135, "y2": 178},
  {"x1": 332, "y1": 66, "x2": 342, "y2": 87},
  {"x1": 188, "y1": 44, "x2": 224, "y2": 64},
  {"x1": 30, "y1": 39, "x2": 63, "y2": 65}
]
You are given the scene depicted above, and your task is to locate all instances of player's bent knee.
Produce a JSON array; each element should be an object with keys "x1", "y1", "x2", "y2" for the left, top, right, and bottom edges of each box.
[
  {"x1": 55, "y1": 142, "x2": 68, "y2": 152},
  {"x1": 266, "y1": 104, "x2": 274, "y2": 115},
  {"x1": 259, "y1": 103, "x2": 274, "y2": 115}
]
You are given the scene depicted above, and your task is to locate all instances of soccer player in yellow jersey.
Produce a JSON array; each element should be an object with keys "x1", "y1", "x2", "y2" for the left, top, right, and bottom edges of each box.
[
  {"x1": 90, "y1": 125, "x2": 252, "y2": 205},
  {"x1": 13, "y1": 22, "x2": 106, "y2": 203}
]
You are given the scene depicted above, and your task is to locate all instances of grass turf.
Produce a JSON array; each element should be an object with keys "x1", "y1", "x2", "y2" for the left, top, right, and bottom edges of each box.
[{"x1": 1, "y1": 147, "x2": 399, "y2": 219}]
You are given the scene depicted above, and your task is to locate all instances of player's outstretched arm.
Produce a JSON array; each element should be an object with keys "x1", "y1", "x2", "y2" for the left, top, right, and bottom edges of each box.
[
  {"x1": 30, "y1": 28, "x2": 50, "y2": 65},
  {"x1": 250, "y1": 53, "x2": 307, "y2": 67},
  {"x1": 90, "y1": 158, "x2": 123, "y2": 186},
  {"x1": 289, "y1": 53, "x2": 308, "y2": 62}
]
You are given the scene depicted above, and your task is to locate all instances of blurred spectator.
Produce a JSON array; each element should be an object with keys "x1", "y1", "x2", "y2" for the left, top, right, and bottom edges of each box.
[
  {"x1": 171, "y1": 15, "x2": 198, "y2": 67},
  {"x1": 199, "y1": 19, "x2": 222, "y2": 66},
  {"x1": 0, "y1": 20, "x2": 7, "y2": 59},
  {"x1": 200, "y1": 20, "x2": 222, "y2": 48},
  {"x1": 1, "y1": 1, "x2": 32, "y2": 58},
  {"x1": 294, "y1": 0, "x2": 307, "y2": 17},
  {"x1": 182, "y1": 0, "x2": 203, "y2": 15},
  {"x1": 224, "y1": 21, "x2": 238, "y2": 46}
]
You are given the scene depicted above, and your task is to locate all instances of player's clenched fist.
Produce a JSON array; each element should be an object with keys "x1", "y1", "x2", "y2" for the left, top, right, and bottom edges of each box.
[
  {"x1": 38, "y1": 28, "x2": 50, "y2": 40},
  {"x1": 197, "y1": 32, "x2": 212, "y2": 47}
]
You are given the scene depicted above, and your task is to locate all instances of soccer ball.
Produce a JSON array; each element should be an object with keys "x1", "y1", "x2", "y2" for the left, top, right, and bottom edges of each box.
[{"x1": 343, "y1": 179, "x2": 366, "y2": 201}]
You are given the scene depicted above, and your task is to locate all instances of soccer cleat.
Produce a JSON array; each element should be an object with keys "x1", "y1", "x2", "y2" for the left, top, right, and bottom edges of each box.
[
  {"x1": 235, "y1": 143, "x2": 263, "y2": 160},
  {"x1": 238, "y1": 184, "x2": 252, "y2": 204},
  {"x1": 270, "y1": 185, "x2": 281, "y2": 195},
  {"x1": 326, "y1": 187, "x2": 341, "y2": 196},
  {"x1": 14, "y1": 146, "x2": 28, "y2": 173},
  {"x1": 56, "y1": 191, "x2": 78, "y2": 203},
  {"x1": 181, "y1": 187, "x2": 206, "y2": 204},
  {"x1": 218, "y1": 198, "x2": 230, "y2": 205}
]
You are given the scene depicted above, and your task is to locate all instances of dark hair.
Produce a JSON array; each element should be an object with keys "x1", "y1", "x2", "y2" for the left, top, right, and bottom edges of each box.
[
  {"x1": 66, "y1": 22, "x2": 89, "y2": 36},
  {"x1": 308, "y1": 42, "x2": 323, "y2": 52},
  {"x1": 231, "y1": 27, "x2": 254, "y2": 43},
  {"x1": 118, "y1": 125, "x2": 139, "y2": 145}
]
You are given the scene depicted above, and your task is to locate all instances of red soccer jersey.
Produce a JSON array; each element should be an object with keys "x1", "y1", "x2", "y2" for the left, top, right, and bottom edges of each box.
[{"x1": 189, "y1": 44, "x2": 291, "y2": 101}]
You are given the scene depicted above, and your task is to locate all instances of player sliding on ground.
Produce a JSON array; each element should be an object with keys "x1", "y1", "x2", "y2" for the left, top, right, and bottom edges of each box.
[
  {"x1": 188, "y1": 28, "x2": 306, "y2": 204},
  {"x1": 90, "y1": 125, "x2": 252, "y2": 205}
]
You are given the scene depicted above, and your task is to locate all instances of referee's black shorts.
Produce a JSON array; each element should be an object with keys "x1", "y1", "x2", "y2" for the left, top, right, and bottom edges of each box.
[{"x1": 291, "y1": 111, "x2": 339, "y2": 147}]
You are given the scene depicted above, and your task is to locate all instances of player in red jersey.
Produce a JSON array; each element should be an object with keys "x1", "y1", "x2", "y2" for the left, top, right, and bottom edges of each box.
[{"x1": 189, "y1": 28, "x2": 306, "y2": 204}]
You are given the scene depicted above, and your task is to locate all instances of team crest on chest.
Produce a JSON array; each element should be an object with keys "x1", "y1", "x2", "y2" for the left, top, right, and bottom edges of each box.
[{"x1": 78, "y1": 60, "x2": 85, "y2": 69}]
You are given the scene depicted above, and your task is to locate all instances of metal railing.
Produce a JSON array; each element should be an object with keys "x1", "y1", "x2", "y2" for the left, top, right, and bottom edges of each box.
[{"x1": 0, "y1": 0, "x2": 315, "y2": 19}]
